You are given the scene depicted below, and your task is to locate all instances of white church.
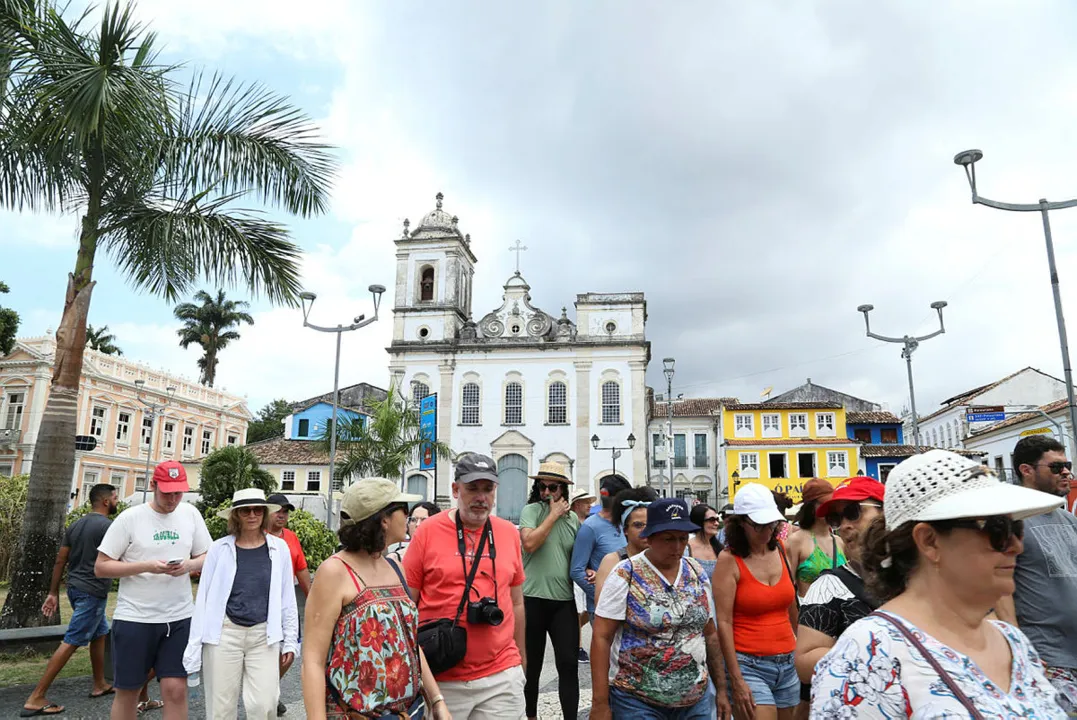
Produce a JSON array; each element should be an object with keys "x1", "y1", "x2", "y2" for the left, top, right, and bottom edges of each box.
[{"x1": 387, "y1": 194, "x2": 651, "y2": 522}]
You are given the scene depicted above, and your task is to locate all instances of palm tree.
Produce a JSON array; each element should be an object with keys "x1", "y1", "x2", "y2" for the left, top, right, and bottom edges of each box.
[
  {"x1": 197, "y1": 445, "x2": 276, "y2": 512},
  {"x1": 174, "y1": 289, "x2": 254, "y2": 387},
  {"x1": 0, "y1": 1, "x2": 336, "y2": 627},
  {"x1": 86, "y1": 323, "x2": 122, "y2": 355},
  {"x1": 323, "y1": 385, "x2": 453, "y2": 486}
]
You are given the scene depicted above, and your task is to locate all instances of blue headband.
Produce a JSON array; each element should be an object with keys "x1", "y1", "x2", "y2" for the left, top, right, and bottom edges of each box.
[{"x1": 620, "y1": 500, "x2": 651, "y2": 531}]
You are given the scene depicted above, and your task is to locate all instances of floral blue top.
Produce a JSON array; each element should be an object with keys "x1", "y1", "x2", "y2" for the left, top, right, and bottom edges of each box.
[{"x1": 811, "y1": 613, "x2": 1065, "y2": 719}]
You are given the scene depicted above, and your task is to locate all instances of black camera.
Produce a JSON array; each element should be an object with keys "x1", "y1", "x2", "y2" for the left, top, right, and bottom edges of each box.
[{"x1": 467, "y1": 597, "x2": 504, "y2": 626}]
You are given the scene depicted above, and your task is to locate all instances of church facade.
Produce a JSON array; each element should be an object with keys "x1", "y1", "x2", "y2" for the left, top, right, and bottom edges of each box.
[{"x1": 387, "y1": 194, "x2": 650, "y2": 522}]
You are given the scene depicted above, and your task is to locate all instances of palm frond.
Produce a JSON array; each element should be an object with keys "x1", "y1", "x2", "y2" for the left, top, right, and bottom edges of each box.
[
  {"x1": 100, "y1": 193, "x2": 302, "y2": 304},
  {"x1": 163, "y1": 72, "x2": 337, "y2": 217}
]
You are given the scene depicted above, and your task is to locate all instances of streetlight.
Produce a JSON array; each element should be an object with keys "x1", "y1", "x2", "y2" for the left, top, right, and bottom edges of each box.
[
  {"x1": 662, "y1": 357, "x2": 675, "y2": 498},
  {"x1": 857, "y1": 301, "x2": 947, "y2": 447},
  {"x1": 134, "y1": 379, "x2": 177, "y2": 504},
  {"x1": 591, "y1": 433, "x2": 636, "y2": 483},
  {"x1": 300, "y1": 284, "x2": 386, "y2": 528},
  {"x1": 953, "y1": 149, "x2": 1077, "y2": 452}
]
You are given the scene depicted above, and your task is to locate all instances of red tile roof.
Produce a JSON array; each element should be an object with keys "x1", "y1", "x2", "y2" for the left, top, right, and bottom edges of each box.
[
  {"x1": 650, "y1": 397, "x2": 739, "y2": 418},
  {"x1": 858, "y1": 444, "x2": 985, "y2": 458},
  {"x1": 724, "y1": 438, "x2": 859, "y2": 447},
  {"x1": 246, "y1": 437, "x2": 329, "y2": 466},
  {"x1": 726, "y1": 402, "x2": 843, "y2": 411},
  {"x1": 919, "y1": 367, "x2": 1061, "y2": 423},
  {"x1": 967, "y1": 398, "x2": 1070, "y2": 438},
  {"x1": 847, "y1": 411, "x2": 902, "y2": 424}
]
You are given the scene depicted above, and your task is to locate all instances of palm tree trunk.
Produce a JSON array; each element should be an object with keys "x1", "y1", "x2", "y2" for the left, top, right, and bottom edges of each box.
[{"x1": 0, "y1": 192, "x2": 99, "y2": 628}]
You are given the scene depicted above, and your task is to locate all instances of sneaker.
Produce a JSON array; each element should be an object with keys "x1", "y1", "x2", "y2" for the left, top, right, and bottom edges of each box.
[
  {"x1": 578, "y1": 648, "x2": 589, "y2": 663},
  {"x1": 277, "y1": 701, "x2": 287, "y2": 716}
]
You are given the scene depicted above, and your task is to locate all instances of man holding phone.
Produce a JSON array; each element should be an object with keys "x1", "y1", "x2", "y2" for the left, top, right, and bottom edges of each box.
[{"x1": 95, "y1": 461, "x2": 211, "y2": 720}]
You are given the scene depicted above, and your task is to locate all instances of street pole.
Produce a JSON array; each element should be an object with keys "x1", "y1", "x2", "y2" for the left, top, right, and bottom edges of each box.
[
  {"x1": 134, "y1": 380, "x2": 176, "y2": 504},
  {"x1": 300, "y1": 284, "x2": 386, "y2": 530},
  {"x1": 663, "y1": 358, "x2": 675, "y2": 498},
  {"x1": 954, "y1": 150, "x2": 1077, "y2": 453},
  {"x1": 591, "y1": 434, "x2": 635, "y2": 486},
  {"x1": 857, "y1": 302, "x2": 947, "y2": 447}
]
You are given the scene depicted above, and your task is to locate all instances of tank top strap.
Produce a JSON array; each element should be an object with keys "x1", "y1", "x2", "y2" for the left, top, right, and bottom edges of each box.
[{"x1": 335, "y1": 556, "x2": 365, "y2": 594}]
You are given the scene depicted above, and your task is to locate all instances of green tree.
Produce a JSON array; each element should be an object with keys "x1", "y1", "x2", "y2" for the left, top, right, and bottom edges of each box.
[
  {"x1": 86, "y1": 323, "x2": 122, "y2": 355},
  {"x1": 0, "y1": 1, "x2": 335, "y2": 628},
  {"x1": 65, "y1": 498, "x2": 128, "y2": 527},
  {"x1": 324, "y1": 386, "x2": 453, "y2": 485},
  {"x1": 197, "y1": 445, "x2": 276, "y2": 512},
  {"x1": 246, "y1": 398, "x2": 292, "y2": 443},
  {"x1": 174, "y1": 289, "x2": 254, "y2": 387},
  {"x1": 0, "y1": 473, "x2": 28, "y2": 583},
  {"x1": 0, "y1": 280, "x2": 19, "y2": 356}
]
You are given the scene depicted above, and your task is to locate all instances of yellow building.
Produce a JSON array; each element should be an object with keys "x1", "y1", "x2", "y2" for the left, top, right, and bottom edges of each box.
[{"x1": 721, "y1": 402, "x2": 861, "y2": 502}]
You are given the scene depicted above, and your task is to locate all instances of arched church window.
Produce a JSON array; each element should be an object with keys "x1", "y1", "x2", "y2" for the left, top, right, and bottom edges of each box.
[
  {"x1": 601, "y1": 381, "x2": 621, "y2": 424},
  {"x1": 548, "y1": 382, "x2": 567, "y2": 424},
  {"x1": 420, "y1": 267, "x2": 434, "y2": 302},
  {"x1": 505, "y1": 382, "x2": 523, "y2": 425},
  {"x1": 461, "y1": 383, "x2": 480, "y2": 425},
  {"x1": 412, "y1": 381, "x2": 429, "y2": 407}
]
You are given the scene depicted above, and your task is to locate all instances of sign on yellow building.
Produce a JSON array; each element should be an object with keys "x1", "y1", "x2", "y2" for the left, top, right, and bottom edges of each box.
[{"x1": 722, "y1": 402, "x2": 861, "y2": 502}]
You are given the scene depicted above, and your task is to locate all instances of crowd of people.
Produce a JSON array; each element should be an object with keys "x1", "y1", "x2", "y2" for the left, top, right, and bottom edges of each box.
[{"x1": 17, "y1": 433, "x2": 1077, "y2": 719}]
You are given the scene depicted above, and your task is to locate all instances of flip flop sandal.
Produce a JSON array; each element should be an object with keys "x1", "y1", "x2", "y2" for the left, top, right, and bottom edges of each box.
[
  {"x1": 20, "y1": 704, "x2": 65, "y2": 717},
  {"x1": 137, "y1": 700, "x2": 165, "y2": 714},
  {"x1": 90, "y1": 686, "x2": 115, "y2": 698}
]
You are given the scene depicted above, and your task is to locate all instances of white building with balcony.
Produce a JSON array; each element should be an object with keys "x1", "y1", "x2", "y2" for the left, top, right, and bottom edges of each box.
[{"x1": 646, "y1": 396, "x2": 738, "y2": 505}]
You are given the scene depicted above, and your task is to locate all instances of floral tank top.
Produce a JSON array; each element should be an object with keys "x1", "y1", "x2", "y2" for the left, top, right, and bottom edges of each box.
[{"x1": 326, "y1": 558, "x2": 421, "y2": 718}]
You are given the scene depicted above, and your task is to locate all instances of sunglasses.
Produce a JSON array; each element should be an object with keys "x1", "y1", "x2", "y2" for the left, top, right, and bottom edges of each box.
[
  {"x1": 236, "y1": 506, "x2": 264, "y2": 516},
  {"x1": 1036, "y1": 461, "x2": 1073, "y2": 475},
  {"x1": 826, "y1": 502, "x2": 882, "y2": 528},
  {"x1": 703, "y1": 517, "x2": 720, "y2": 524},
  {"x1": 539, "y1": 482, "x2": 563, "y2": 492},
  {"x1": 934, "y1": 516, "x2": 1024, "y2": 553},
  {"x1": 746, "y1": 518, "x2": 778, "y2": 531}
]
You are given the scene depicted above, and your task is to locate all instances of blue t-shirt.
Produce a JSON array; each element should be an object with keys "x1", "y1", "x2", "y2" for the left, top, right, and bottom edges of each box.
[{"x1": 570, "y1": 513, "x2": 625, "y2": 613}]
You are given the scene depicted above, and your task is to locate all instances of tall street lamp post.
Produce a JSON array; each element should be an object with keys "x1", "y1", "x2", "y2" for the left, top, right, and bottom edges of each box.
[
  {"x1": 300, "y1": 284, "x2": 386, "y2": 529},
  {"x1": 134, "y1": 380, "x2": 177, "y2": 504},
  {"x1": 663, "y1": 357, "x2": 675, "y2": 499},
  {"x1": 857, "y1": 302, "x2": 947, "y2": 447},
  {"x1": 954, "y1": 149, "x2": 1077, "y2": 452},
  {"x1": 591, "y1": 433, "x2": 636, "y2": 483}
]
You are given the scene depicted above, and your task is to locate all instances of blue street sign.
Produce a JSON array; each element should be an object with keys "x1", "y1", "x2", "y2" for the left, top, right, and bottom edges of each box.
[
  {"x1": 966, "y1": 412, "x2": 1006, "y2": 422},
  {"x1": 419, "y1": 394, "x2": 437, "y2": 471}
]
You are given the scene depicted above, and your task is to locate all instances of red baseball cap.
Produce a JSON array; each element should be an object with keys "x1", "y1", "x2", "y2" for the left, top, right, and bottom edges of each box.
[
  {"x1": 152, "y1": 461, "x2": 190, "y2": 493},
  {"x1": 816, "y1": 476, "x2": 884, "y2": 518}
]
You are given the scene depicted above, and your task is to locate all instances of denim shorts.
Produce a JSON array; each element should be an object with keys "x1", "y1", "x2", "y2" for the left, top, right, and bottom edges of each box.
[
  {"x1": 733, "y1": 651, "x2": 799, "y2": 709},
  {"x1": 610, "y1": 686, "x2": 714, "y2": 720},
  {"x1": 63, "y1": 586, "x2": 109, "y2": 647}
]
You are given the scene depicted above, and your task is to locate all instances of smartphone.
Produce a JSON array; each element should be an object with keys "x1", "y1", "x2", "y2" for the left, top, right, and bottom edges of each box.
[{"x1": 167, "y1": 558, "x2": 184, "y2": 565}]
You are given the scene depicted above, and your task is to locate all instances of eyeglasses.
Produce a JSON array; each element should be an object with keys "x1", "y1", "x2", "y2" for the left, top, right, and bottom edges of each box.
[
  {"x1": 1036, "y1": 461, "x2": 1073, "y2": 475},
  {"x1": 703, "y1": 516, "x2": 720, "y2": 524},
  {"x1": 538, "y1": 482, "x2": 563, "y2": 492},
  {"x1": 237, "y1": 507, "x2": 263, "y2": 516},
  {"x1": 826, "y1": 502, "x2": 883, "y2": 528},
  {"x1": 627, "y1": 521, "x2": 648, "y2": 531},
  {"x1": 935, "y1": 516, "x2": 1024, "y2": 553},
  {"x1": 408, "y1": 516, "x2": 426, "y2": 525}
]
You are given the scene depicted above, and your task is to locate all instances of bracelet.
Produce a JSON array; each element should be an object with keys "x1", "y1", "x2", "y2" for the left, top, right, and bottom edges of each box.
[{"x1": 428, "y1": 694, "x2": 444, "y2": 707}]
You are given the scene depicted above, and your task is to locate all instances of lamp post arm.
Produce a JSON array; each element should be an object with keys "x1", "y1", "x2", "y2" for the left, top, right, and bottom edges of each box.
[
  {"x1": 973, "y1": 195, "x2": 1077, "y2": 213},
  {"x1": 913, "y1": 327, "x2": 945, "y2": 343},
  {"x1": 302, "y1": 313, "x2": 380, "y2": 334},
  {"x1": 865, "y1": 330, "x2": 905, "y2": 344}
]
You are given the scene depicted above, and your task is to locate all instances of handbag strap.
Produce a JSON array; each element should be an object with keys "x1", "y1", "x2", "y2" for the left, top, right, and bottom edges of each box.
[
  {"x1": 452, "y1": 514, "x2": 490, "y2": 625},
  {"x1": 778, "y1": 541, "x2": 799, "y2": 610},
  {"x1": 871, "y1": 612, "x2": 986, "y2": 720}
]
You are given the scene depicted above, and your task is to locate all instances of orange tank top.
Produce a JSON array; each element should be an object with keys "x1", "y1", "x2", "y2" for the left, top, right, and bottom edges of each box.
[{"x1": 731, "y1": 547, "x2": 796, "y2": 656}]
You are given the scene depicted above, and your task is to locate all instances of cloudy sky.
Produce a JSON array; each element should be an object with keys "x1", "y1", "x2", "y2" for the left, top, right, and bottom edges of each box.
[{"x1": 5, "y1": 0, "x2": 1077, "y2": 418}]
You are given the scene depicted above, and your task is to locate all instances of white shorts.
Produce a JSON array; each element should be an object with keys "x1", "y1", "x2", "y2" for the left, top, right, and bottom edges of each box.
[{"x1": 574, "y1": 583, "x2": 586, "y2": 614}]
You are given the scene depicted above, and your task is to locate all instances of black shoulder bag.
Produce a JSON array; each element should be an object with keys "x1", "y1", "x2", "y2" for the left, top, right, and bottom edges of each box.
[{"x1": 416, "y1": 514, "x2": 494, "y2": 675}]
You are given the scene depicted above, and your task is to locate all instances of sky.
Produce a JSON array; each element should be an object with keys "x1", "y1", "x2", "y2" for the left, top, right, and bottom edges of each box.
[{"x1": 5, "y1": 1, "x2": 1077, "y2": 418}]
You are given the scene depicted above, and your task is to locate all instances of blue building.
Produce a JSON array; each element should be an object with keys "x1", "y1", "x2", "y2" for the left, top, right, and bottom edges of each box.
[
  {"x1": 846, "y1": 411, "x2": 905, "y2": 482},
  {"x1": 284, "y1": 401, "x2": 363, "y2": 440}
]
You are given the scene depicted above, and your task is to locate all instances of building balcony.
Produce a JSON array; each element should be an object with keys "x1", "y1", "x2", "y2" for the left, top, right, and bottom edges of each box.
[
  {"x1": 693, "y1": 455, "x2": 709, "y2": 468},
  {"x1": 0, "y1": 428, "x2": 20, "y2": 446},
  {"x1": 673, "y1": 456, "x2": 688, "y2": 469}
]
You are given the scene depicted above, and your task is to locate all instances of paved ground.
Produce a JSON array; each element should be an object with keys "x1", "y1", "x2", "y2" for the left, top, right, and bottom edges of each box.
[{"x1": 0, "y1": 625, "x2": 594, "y2": 719}]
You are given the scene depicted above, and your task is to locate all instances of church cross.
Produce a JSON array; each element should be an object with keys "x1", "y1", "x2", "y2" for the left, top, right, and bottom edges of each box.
[{"x1": 509, "y1": 240, "x2": 528, "y2": 275}]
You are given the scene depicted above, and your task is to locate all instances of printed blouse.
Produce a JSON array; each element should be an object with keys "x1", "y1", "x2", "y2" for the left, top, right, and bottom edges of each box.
[
  {"x1": 811, "y1": 613, "x2": 1065, "y2": 719},
  {"x1": 594, "y1": 553, "x2": 714, "y2": 708},
  {"x1": 325, "y1": 559, "x2": 421, "y2": 718}
]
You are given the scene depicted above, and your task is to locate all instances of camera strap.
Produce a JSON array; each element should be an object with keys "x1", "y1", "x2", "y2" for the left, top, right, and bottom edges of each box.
[{"x1": 453, "y1": 512, "x2": 494, "y2": 624}]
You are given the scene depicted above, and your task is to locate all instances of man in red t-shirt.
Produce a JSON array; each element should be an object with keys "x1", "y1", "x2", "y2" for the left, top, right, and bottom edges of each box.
[
  {"x1": 403, "y1": 453, "x2": 527, "y2": 719},
  {"x1": 267, "y1": 494, "x2": 311, "y2": 717}
]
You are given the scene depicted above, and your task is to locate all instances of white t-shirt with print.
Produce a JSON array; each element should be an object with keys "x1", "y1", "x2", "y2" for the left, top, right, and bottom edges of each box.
[{"x1": 97, "y1": 502, "x2": 212, "y2": 623}]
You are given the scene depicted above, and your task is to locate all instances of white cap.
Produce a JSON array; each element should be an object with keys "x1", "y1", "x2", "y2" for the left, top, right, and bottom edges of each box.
[
  {"x1": 884, "y1": 449, "x2": 1063, "y2": 532},
  {"x1": 732, "y1": 483, "x2": 785, "y2": 525}
]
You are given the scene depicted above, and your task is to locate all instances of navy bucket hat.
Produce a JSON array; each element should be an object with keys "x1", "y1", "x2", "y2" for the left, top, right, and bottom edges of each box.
[{"x1": 640, "y1": 498, "x2": 700, "y2": 538}]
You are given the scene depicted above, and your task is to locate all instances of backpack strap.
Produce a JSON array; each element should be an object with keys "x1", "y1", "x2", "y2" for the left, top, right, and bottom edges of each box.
[{"x1": 819, "y1": 566, "x2": 875, "y2": 608}]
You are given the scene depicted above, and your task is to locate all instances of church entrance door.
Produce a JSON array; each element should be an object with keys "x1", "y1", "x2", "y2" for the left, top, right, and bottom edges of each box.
[{"x1": 496, "y1": 453, "x2": 528, "y2": 524}]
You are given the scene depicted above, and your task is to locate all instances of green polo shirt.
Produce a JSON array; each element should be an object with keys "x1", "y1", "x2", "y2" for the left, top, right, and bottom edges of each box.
[{"x1": 519, "y1": 501, "x2": 579, "y2": 601}]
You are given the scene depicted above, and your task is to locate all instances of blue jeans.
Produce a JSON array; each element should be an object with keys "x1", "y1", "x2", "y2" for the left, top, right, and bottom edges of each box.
[
  {"x1": 733, "y1": 652, "x2": 799, "y2": 709},
  {"x1": 63, "y1": 586, "x2": 109, "y2": 647},
  {"x1": 609, "y1": 687, "x2": 714, "y2": 719}
]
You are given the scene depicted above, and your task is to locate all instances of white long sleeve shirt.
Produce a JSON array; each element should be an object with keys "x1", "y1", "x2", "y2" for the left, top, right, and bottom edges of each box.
[{"x1": 183, "y1": 533, "x2": 299, "y2": 674}]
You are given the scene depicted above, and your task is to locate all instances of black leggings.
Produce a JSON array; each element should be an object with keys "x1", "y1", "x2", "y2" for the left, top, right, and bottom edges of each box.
[{"x1": 523, "y1": 596, "x2": 579, "y2": 719}]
